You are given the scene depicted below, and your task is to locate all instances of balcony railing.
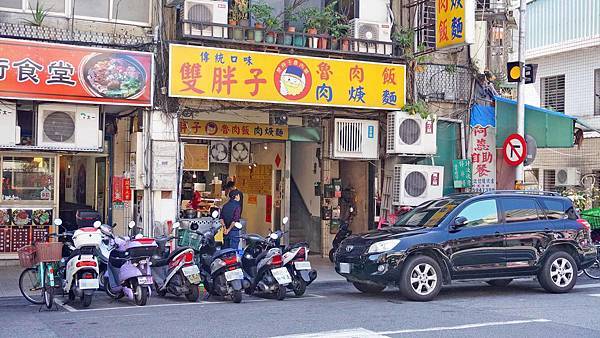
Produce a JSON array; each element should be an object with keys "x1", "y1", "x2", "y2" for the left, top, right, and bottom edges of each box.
[
  {"x1": 416, "y1": 64, "x2": 472, "y2": 103},
  {"x1": 178, "y1": 20, "x2": 405, "y2": 60}
]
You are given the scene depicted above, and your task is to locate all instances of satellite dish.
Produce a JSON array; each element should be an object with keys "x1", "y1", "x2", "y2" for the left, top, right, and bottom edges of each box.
[{"x1": 524, "y1": 135, "x2": 537, "y2": 166}]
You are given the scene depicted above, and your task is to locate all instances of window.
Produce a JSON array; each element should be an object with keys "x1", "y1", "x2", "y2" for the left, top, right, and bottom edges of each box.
[
  {"x1": 502, "y1": 198, "x2": 541, "y2": 223},
  {"x1": 28, "y1": 0, "x2": 66, "y2": 13},
  {"x1": 0, "y1": 0, "x2": 21, "y2": 9},
  {"x1": 542, "y1": 198, "x2": 567, "y2": 220},
  {"x1": 595, "y1": 69, "x2": 600, "y2": 116},
  {"x1": 74, "y1": 0, "x2": 110, "y2": 19},
  {"x1": 417, "y1": 0, "x2": 436, "y2": 49},
  {"x1": 112, "y1": 0, "x2": 150, "y2": 24},
  {"x1": 456, "y1": 199, "x2": 499, "y2": 227},
  {"x1": 543, "y1": 169, "x2": 556, "y2": 191},
  {"x1": 541, "y1": 75, "x2": 565, "y2": 113},
  {"x1": 2, "y1": 156, "x2": 55, "y2": 201}
]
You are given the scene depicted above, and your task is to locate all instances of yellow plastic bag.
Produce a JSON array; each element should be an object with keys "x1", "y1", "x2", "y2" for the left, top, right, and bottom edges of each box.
[{"x1": 214, "y1": 226, "x2": 224, "y2": 242}]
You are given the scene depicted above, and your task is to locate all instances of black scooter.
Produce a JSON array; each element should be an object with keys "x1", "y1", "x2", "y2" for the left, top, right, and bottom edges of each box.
[{"x1": 329, "y1": 207, "x2": 354, "y2": 263}]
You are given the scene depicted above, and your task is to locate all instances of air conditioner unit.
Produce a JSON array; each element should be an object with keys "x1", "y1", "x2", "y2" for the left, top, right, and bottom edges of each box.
[
  {"x1": 387, "y1": 111, "x2": 437, "y2": 155},
  {"x1": 182, "y1": 0, "x2": 228, "y2": 38},
  {"x1": 37, "y1": 104, "x2": 102, "y2": 151},
  {"x1": 333, "y1": 118, "x2": 379, "y2": 160},
  {"x1": 0, "y1": 101, "x2": 20, "y2": 147},
  {"x1": 230, "y1": 141, "x2": 250, "y2": 163},
  {"x1": 555, "y1": 168, "x2": 581, "y2": 187},
  {"x1": 349, "y1": 19, "x2": 392, "y2": 55},
  {"x1": 393, "y1": 164, "x2": 444, "y2": 206},
  {"x1": 210, "y1": 141, "x2": 230, "y2": 163}
]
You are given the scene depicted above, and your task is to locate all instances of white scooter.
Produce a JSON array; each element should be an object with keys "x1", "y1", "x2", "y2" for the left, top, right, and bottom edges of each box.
[{"x1": 57, "y1": 219, "x2": 103, "y2": 308}]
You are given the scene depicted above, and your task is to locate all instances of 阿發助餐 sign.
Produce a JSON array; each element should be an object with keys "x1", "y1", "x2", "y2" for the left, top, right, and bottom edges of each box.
[
  {"x1": 169, "y1": 45, "x2": 405, "y2": 110},
  {"x1": 0, "y1": 38, "x2": 153, "y2": 106}
]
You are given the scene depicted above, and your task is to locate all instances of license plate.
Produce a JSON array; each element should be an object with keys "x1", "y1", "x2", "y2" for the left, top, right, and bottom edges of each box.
[
  {"x1": 182, "y1": 265, "x2": 200, "y2": 277},
  {"x1": 79, "y1": 278, "x2": 99, "y2": 290},
  {"x1": 271, "y1": 267, "x2": 292, "y2": 285},
  {"x1": 186, "y1": 273, "x2": 201, "y2": 284},
  {"x1": 294, "y1": 261, "x2": 312, "y2": 270},
  {"x1": 224, "y1": 268, "x2": 244, "y2": 282},
  {"x1": 137, "y1": 276, "x2": 153, "y2": 285},
  {"x1": 339, "y1": 263, "x2": 351, "y2": 274}
]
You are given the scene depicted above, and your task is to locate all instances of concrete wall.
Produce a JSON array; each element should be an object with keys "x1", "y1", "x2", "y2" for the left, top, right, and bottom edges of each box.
[{"x1": 291, "y1": 142, "x2": 320, "y2": 217}]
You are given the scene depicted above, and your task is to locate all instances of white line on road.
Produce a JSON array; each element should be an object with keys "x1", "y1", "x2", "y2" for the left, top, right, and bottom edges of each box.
[
  {"x1": 377, "y1": 319, "x2": 552, "y2": 335},
  {"x1": 575, "y1": 284, "x2": 600, "y2": 290}
]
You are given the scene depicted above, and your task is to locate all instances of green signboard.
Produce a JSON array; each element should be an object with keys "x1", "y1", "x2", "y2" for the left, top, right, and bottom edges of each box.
[{"x1": 453, "y1": 159, "x2": 472, "y2": 188}]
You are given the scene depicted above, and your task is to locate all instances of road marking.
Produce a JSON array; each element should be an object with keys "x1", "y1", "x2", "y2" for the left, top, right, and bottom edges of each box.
[
  {"x1": 377, "y1": 319, "x2": 551, "y2": 335},
  {"x1": 56, "y1": 293, "x2": 325, "y2": 312},
  {"x1": 574, "y1": 284, "x2": 600, "y2": 290},
  {"x1": 272, "y1": 328, "x2": 388, "y2": 338},
  {"x1": 588, "y1": 294, "x2": 600, "y2": 297}
]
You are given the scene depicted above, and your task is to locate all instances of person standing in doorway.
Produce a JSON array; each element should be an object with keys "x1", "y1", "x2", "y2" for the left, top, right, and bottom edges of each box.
[
  {"x1": 221, "y1": 190, "x2": 242, "y2": 250},
  {"x1": 224, "y1": 180, "x2": 244, "y2": 214}
]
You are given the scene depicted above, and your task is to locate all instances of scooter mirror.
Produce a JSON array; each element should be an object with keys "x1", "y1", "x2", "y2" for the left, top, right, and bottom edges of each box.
[
  {"x1": 53, "y1": 218, "x2": 63, "y2": 226},
  {"x1": 234, "y1": 222, "x2": 243, "y2": 230},
  {"x1": 173, "y1": 222, "x2": 181, "y2": 230},
  {"x1": 350, "y1": 207, "x2": 354, "y2": 213},
  {"x1": 270, "y1": 233, "x2": 279, "y2": 240},
  {"x1": 93, "y1": 221, "x2": 101, "y2": 229},
  {"x1": 128, "y1": 221, "x2": 136, "y2": 229},
  {"x1": 282, "y1": 217, "x2": 289, "y2": 225},
  {"x1": 211, "y1": 210, "x2": 220, "y2": 219}
]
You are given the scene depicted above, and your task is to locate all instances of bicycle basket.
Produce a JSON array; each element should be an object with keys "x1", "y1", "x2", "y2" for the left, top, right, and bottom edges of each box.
[
  {"x1": 34, "y1": 242, "x2": 63, "y2": 263},
  {"x1": 177, "y1": 228, "x2": 202, "y2": 250},
  {"x1": 581, "y1": 209, "x2": 600, "y2": 230},
  {"x1": 17, "y1": 245, "x2": 37, "y2": 268}
]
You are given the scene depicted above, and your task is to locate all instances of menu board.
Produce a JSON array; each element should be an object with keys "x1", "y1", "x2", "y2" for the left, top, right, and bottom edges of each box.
[
  {"x1": 0, "y1": 208, "x2": 52, "y2": 252},
  {"x1": 235, "y1": 165, "x2": 273, "y2": 196},
  {"x1": 11, "y1": 227, "x2": 31, "y2": 252},
  {"x1": 184, "y1": 144, "x2": 210, "y2": 171},
  {"x1": 0, "y1": 227, "x2": 9, "y2": 252}
]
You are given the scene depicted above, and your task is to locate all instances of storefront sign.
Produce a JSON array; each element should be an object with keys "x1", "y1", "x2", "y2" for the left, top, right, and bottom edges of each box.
[
  {"x1": 435, "y1": 0, "x2": 474, "y2": 50},
  {"x1": 0, "y1": 38, "x2": 153, "y2": 106},
  {"x1": 452, "y1": 159, "x2": 472, "y2": 188},
  {"x1": 247, "y1": 195, "x2": 258, "y2": 205},
  {"x1": 469, "y1": 126, "x2": 496, "y2": 192},
  {"x1": 169, "y1": 45, "x2": 406, "y2": 110},
  {"x1": 235, "y1": 164, "x2": 272, "y2": 196},
  {"x1": 180, "y1": 119, "x2": 288, "y2": 141},
  {"x1": 112, "y1": 176, "x2": 124, "y2": 203}
]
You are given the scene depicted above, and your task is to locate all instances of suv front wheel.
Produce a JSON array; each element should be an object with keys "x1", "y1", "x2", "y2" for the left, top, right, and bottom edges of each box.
[
  {"x1": 538, "y1": 251, "x2": 578, "y2": 293},
  {"x1": 399, "y1": 255, "x2": 443, "y2": 301}
]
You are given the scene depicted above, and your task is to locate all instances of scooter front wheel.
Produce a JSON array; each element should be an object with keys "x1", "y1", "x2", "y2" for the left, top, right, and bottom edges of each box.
[{"x1": 134, "y1": 284, "x2": 149, "y2": 306}]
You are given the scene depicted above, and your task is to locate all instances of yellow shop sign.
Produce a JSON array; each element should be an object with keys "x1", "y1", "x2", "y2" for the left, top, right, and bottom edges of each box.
[
  {"x1": 169, "y1": 45, "x2": 406, "y2": 110},
  {"x1": 180, "y1": 119, "x2": 288, "y2": 141}
]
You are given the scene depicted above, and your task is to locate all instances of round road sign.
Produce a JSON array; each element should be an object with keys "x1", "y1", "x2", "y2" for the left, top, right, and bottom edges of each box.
[{"x1": 503, "y1": 133, "x2": 527, "y2": 166}]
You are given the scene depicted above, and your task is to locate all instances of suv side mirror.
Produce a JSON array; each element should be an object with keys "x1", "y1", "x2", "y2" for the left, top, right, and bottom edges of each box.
[{"x1": 452, "y1": 216, "x2": 468, "y2": 229}]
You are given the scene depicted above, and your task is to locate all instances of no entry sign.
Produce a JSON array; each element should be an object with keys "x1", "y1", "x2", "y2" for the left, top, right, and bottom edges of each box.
[{"x1": 503, "y1": 134, "x2": 527, "y2": 166}]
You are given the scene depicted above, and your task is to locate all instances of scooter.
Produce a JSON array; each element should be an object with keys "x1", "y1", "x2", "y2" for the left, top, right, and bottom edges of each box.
[
  {"x1": 152, "y1": 222, "x2": 201, "y2": 302},
  {"x1": 198, "y1": 219, "x2": 249, "y2": 303},
  {"x1": 100, "y1": 221, "x2": 157, "y2": 306},
  {"x1": 58, "y1": 219, "x2": 103, "y2": 308},
  {"x1": 240, "y1": 226, "x2": 292, "y2": 300},
  {"x1": 328, "y1": 218, "x2": 352, "y2": 263}
]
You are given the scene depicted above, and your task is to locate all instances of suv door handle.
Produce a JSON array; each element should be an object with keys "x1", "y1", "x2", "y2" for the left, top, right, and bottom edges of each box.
[
  {"x1": 544, "y1": 228, "x2": 551, "y2": 233},
  {"x1": 494, "y1": 231, "x2": 502, "y2": 237}
]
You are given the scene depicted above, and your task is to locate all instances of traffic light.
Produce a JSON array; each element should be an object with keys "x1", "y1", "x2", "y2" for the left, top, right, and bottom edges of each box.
[{"x1": 506, "y1": 62, "x2": 538, "y2": 84}]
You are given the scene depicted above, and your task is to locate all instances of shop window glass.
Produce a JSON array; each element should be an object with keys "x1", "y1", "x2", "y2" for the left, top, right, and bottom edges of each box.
[
  {"x1": 74, "y1": 0, "x2": 109, "y2": 19},
  {"x1": 27, "y1": 0, "x2": 66, "y2": 13},
  {"x1": 112, "y1": 0, "x2": 150, "y2": 24},
  {"x1": 2, "y1": 157, "x2": 55, "y2": 201},
  {"x1": 0, "y1": 0, "x2": 21, "y2": 9}
]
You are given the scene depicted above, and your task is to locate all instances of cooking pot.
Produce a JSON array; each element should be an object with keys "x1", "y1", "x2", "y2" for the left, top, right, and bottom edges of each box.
[{"x1": 183, "y1": 209, "x2": 197, "y2": 219}]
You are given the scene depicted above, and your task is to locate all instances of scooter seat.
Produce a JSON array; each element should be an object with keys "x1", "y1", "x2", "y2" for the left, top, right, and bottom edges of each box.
[
  {"x1": 285, "y1": 242, "x2": 308, "y2": 252},
  {"x1": 152, "y1": 247, "x2": 191, "y2": 267},
  {"x1": 212, "y1": 248, "x2": 237, "y2": 260}
]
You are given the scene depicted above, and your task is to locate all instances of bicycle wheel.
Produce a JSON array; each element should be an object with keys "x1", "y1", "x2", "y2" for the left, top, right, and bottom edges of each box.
[
  {"x1": 584, "y1": 259, "x2": 600, "y2": 279},
  {"x1": 19, "y1": 268, "x2": 44, "y2": 305}
]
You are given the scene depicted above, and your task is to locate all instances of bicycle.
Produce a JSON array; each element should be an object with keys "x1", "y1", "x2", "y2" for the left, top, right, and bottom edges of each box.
[
  {"x1": 17, "y1": 233, "x2": 64, "y2": 309},
  {"x1": 577, "y1": 244, "x2": 600, "y2": 280}
]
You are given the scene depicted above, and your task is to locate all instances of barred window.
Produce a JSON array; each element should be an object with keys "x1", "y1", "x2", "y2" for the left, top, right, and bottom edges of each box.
[
  {"x1": 595, "y1": 69, "x2": 600, "y2": 115},
  {"x1": 541, "y1": 75, "x2": 565, "y2": 113},
  {"x1": 416, "y1": 0, "x2": 436, "y2": 49},
  {"x1": 543, "y1": 169, "x2": 556, "y2": 191}
]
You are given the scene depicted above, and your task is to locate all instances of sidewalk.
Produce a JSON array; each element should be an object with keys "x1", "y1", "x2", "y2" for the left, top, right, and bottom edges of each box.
[{"x1": 310, "y1": 255, "x2": 345, "y2": 283}]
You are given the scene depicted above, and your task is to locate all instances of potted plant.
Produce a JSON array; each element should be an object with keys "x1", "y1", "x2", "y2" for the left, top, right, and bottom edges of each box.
[
  {"x1": 230, "y1": 0, "x2": 249, "y2": 41},
  {"x1": 331, "y1": 21, "x2": 350, "y2": 51},
  {"x1": 299, "y1": 6, "x2": 320, "y2": 48},
  {"x1": 249, "y1": 2, "x2": 273, "y2": 43}
]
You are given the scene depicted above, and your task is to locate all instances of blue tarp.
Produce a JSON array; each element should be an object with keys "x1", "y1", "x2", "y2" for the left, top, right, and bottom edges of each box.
[{"x1": 470, "y1": 104, "x2": 496, "y2": 128}]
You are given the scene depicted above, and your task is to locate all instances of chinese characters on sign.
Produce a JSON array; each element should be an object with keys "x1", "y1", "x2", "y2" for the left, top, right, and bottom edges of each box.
[
  {"x1": 169, "y1": 45, "x2": 406, "y2": 110},
  {"x1": 435, "y1": 0, "x2": 473, "y2": 50},
  {"x1": 468, "y1": 126, "x2": 496, "y2": 192},
  {"x1": 452, "y1": 159, "x2": 472, "y2": 188},
  {"x1": 180, "y1": 120, "x2": 288, "y2": 141},
  {"x1": 0, "y1": 38, "x2": 153, "y2": 106}
]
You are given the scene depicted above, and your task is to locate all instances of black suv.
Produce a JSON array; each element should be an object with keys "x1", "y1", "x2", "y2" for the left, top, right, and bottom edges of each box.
[{"x1": 334, "y1": 191, "x2": 596, "y2": 301}]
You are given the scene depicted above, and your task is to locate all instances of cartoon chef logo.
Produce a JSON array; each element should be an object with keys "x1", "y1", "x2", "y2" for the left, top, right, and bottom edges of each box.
[
  {"x1": 205, "y1": 122, "x2": 219, "y2": 135},
  {"x1": 274, "y1": 58, "x2": 312, "y2": 100}
]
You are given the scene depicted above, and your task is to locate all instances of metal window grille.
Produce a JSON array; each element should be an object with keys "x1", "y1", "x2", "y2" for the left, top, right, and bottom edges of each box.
[
  {"x1": 541, "y1": 75, "x2": 565, "y2": 113},
  {"x1": 543, "y1": 169, "x2": 556, "y2": 191},
  {"x1": 595, "y1": 69, "x2": 600, "y2": 116},
  {"x1": 416, "y1": 0, "x2": 436, "y2": 49}
]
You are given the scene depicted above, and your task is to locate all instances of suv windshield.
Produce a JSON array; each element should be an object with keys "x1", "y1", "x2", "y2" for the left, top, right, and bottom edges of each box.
[{"x1": 393, "y1": 195, "x2": 473, "y2": 228}]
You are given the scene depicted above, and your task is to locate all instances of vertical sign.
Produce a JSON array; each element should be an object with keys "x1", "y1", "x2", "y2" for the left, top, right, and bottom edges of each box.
[
  {"x1": 452, "y1": 159, "x2": 472, "y2": 188},
  {"x1": 436, "y1": 0, "x2": 475, "y2": 50},
  {"x1": 469, "y1": 126, "x2": 496, "y2": 192}
]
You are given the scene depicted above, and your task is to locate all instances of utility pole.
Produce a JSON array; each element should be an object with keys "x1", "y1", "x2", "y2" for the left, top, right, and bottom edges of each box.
[{"x1": 515, "y1": 0, "x2": 527, "y2": 189}]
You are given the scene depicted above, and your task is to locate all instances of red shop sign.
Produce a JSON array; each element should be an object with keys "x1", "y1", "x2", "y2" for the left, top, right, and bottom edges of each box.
[
  {"x1": 112, "y1": 176, "x2": 123, "y2": 203},
  {"x1": 0, "y1": 38, "x2": 153, "y2": 106}
]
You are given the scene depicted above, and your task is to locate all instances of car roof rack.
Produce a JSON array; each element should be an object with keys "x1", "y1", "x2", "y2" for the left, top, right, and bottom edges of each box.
[{"x1": 481, "y1": 190, "x2": 560, "y2": 196}]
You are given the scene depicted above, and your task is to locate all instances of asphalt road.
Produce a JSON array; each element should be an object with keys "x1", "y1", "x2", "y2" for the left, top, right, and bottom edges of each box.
[{"x1": 3, "y1": 278, "x2": 600, "y2": 338}]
